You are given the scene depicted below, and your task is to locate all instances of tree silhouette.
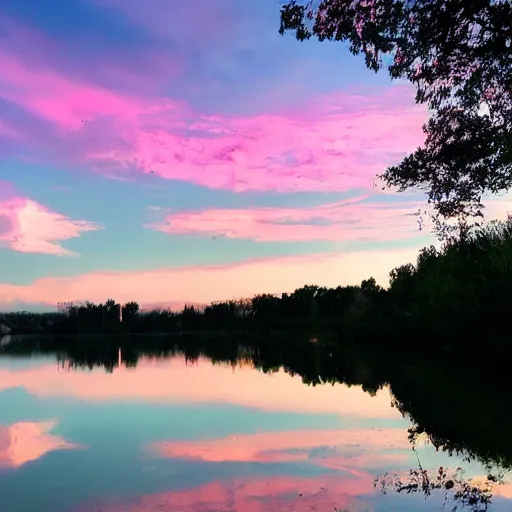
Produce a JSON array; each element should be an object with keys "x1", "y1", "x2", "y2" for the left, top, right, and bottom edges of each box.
[
  {"x1": 279, "y1": 0, "x2": 512, "y2": 223},
  {"x1": 122, "y1": 301, "x2": 140, "y2": 323}
]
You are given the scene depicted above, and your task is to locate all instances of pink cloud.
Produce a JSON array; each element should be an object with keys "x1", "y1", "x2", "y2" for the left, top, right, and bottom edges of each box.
[
  {"x1": 77, "y1": 427, "x2": 423, "y2": 512},
  {"x1": 0, "y1": 247, "x2": 424, "y2": 307},
  {"x1": 0, "y1": 421, "x2": 80, "y2": 468},
  {"x1": 0, "y1": 42, "x2": 427, "y2": 192},
  {"x1": 76, "y1": 473, "x2": 374, "y2": 512},
  {"x1": 0, "y1": 181, "x2": 101, "y2": 256},
  {"x1": 0, "y1": 355, "x2": 401, "y2": 419},
  {"x1": 0, "y1": 49, "x2": 144, "y2": 132},
  {"x1": 125, "y1": 86, "x2": 427, "y2": 192},
  {"x1": 150, "y1": 428, "x2": 410, "y2": 467},
  {"x1": 0, "y1": 15, "x2": 181, "y2": 101},
  {"x1": 146, "y1": 196, "x2": 425, "y2": 242}
]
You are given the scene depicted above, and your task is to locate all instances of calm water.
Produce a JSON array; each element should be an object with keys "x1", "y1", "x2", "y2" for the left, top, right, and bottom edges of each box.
[{"x1": 0, "y1": 336, "x2": 511, "y2": 512}]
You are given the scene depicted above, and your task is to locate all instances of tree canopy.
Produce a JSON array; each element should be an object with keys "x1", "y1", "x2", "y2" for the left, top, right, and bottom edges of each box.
[{"x1": 279, "y1": 0, "x2": 512, "y2": 223}]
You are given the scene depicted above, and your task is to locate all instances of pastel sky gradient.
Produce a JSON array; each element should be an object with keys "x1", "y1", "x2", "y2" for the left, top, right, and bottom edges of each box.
[
  {"x1": 0, "y1": 354, "x2": 401, "y2": 418},
  {"x1": 1, "y1": 0, "x2": 509, "y2": 310}
]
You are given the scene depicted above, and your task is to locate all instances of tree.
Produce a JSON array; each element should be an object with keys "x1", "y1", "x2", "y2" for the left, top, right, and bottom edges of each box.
[
  {"x1": 360, "y1": 277, "x2": 383, "y2": 296},
  {"x1": 279, "y1": 0, "x2": 512, "y2": 225},
  {"x1": 388, "y1": 262, "x2": 415, "y2": 301},
  {"x1": 123, "y1": 301, "x2": 140, "y2": 323}
]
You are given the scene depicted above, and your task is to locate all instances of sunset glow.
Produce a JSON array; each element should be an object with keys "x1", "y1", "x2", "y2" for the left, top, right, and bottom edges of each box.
[
  {"x1": 0, "y1": 356, "x2": 401, "y2": 419},
  {"x1": 0, "y1": 0, "x2": 432, "y2": 308}
]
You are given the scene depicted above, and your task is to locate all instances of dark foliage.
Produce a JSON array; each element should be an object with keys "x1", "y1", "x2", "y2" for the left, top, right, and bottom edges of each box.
[
  {"x1": 1, "y1": 281, "x2": 378, "y2": 335},
  {"x1": 279, "y1": 0, "x2": 512, "y2": 223},
  {"x1": 374, "y1": 466, "x2": 498, "y2": 511}
]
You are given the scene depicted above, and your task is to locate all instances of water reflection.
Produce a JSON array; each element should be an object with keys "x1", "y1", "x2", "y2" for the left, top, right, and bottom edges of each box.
[
  {"x1": 149, "y1": 428, "x2": 409, "y2": 466},
  {"x1": 76, "y1": 475, "x2": 375, "y2": 512},
  {"x1": 0, "y1": 421, "x2": 79, "y2": 468},
  {"x1": 0, "y1": 354, "x2": 399, "y2": 418},
  {"x1": 0, "y1": 334, "x2": 511, "y2": 512}
]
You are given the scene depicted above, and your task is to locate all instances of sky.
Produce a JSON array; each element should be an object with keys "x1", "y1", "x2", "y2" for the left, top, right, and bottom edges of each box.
[{"x1": 0, "y1": 0, "x2": 510, "y2": 311}]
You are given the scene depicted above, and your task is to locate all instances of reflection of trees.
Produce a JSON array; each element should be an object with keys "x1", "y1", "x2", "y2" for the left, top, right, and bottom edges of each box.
[
  {"x1": 375, "y1": 466, "x2": 501, "y2": 512},
  {"x1": 4, "y1": 332, "x2": 512, "y2": 474},
  {"x1": 387, "y1": 360, "x2": 512, "y2": 471},
  {"x1": 3, "y1": 332, "x2": 512, "y2": 508}
]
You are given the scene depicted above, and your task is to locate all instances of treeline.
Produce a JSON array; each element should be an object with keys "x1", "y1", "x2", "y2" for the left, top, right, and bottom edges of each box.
[
  {"x1": 3, "y1": 217, "x2": 512, "y2": 348},
  {"x1": 0, "y1": 280, "x2": 383, "y2": 335}
]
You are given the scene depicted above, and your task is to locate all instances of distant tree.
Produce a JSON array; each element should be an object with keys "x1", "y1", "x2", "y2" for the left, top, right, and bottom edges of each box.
[
  {"x1": 122, "y1": 301, "x2": 140, "y2": 322},
  {"x1": 204, "y1": 302, "x2": 236, "y2": 329},
  {"x1": 279, "y1": 0, "x2": 512, "y2": 225},
  {"x1": 388, "y1": 262, "x2": 416, "y2": 303},
  {"x1": 316, "y1": 285, "x2": 359, "y2": 316},
  {"x1": 103, "y1": 299, "x2": 121, "y2": 323},
  {"x1": 360, "y1": 277, "x2": 382, "y2": 295},
  {"x1": 289, "y1": 285, "x2": 320, "y2": 317},
  {"x1": 416, "y1": 245, "x2": 439, "y2": 272},
  {"x1": 180, "y1": 304, "x2": 202, "y2": 330},
  {"x1": 57, "y1": 301, "x2": 74, "y2": 315},
  {"x1": 251, "y1": 294, "x2": 281, "y2": 326},
  {"x1": 230, "y1": 298, "x2": 253, "y2": 319}
]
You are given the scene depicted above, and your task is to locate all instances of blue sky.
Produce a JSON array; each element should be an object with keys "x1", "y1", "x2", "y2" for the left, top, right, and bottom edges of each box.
[{"x1": 0, "y1": 0, "x2": 440, "y2": 310}]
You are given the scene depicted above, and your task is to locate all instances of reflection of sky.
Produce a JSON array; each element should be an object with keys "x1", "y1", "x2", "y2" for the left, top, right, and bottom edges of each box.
[
  {"x1": 0, "y1": 355, "x2": 405, "y2": 420},
  {"x1": 0, "y1": 354, "x2": 511, "y2": 512},
  {"x1": 0, "y1": 420, "x2": 79, "y2": 469}
]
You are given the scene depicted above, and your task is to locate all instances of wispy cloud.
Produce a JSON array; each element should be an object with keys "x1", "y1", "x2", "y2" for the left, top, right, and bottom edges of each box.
[
  {"x1": 146, "y1": 195, "x2": 425, "y2": 242},
  {"x1": 0, "y1": 21, "x2": 427, "y2": 193},
  {"x1": 0, "y1": 48, "x2": 143, "y2": 131},
  {"x1": 0, "y1": 181, "x2": 102, "y2": 256}
]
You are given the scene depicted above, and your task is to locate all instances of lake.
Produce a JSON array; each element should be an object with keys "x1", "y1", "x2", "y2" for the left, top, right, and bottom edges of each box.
[{"x1": 0, "y1": 334, "x2": 510, "y2": 512}]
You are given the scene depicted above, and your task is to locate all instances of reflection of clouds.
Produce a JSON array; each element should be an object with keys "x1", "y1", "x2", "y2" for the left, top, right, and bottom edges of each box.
[
  {"x1": 470, "y1": 476, "x2": 512, "y2": 500},
  {"x1": 0, "y1": 356, "x2": 402, "y2": 419},
  {"x1": 150, "y1": 428, "x2": 410, "y2": 469},
  {"x1": 497, "y1": 483, "x2": 512, "y2": 498},
  {"x1": 76, "y1": 474, "x2": 375, "y2": 512},
  {"x1": 0, "y1": 421, "x2": 80, "y2": 468}
]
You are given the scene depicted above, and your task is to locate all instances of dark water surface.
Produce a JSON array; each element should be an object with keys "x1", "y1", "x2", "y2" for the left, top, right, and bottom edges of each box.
[{"x1": 0, "y1": 334, "x2": 510, "y2": 512}]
